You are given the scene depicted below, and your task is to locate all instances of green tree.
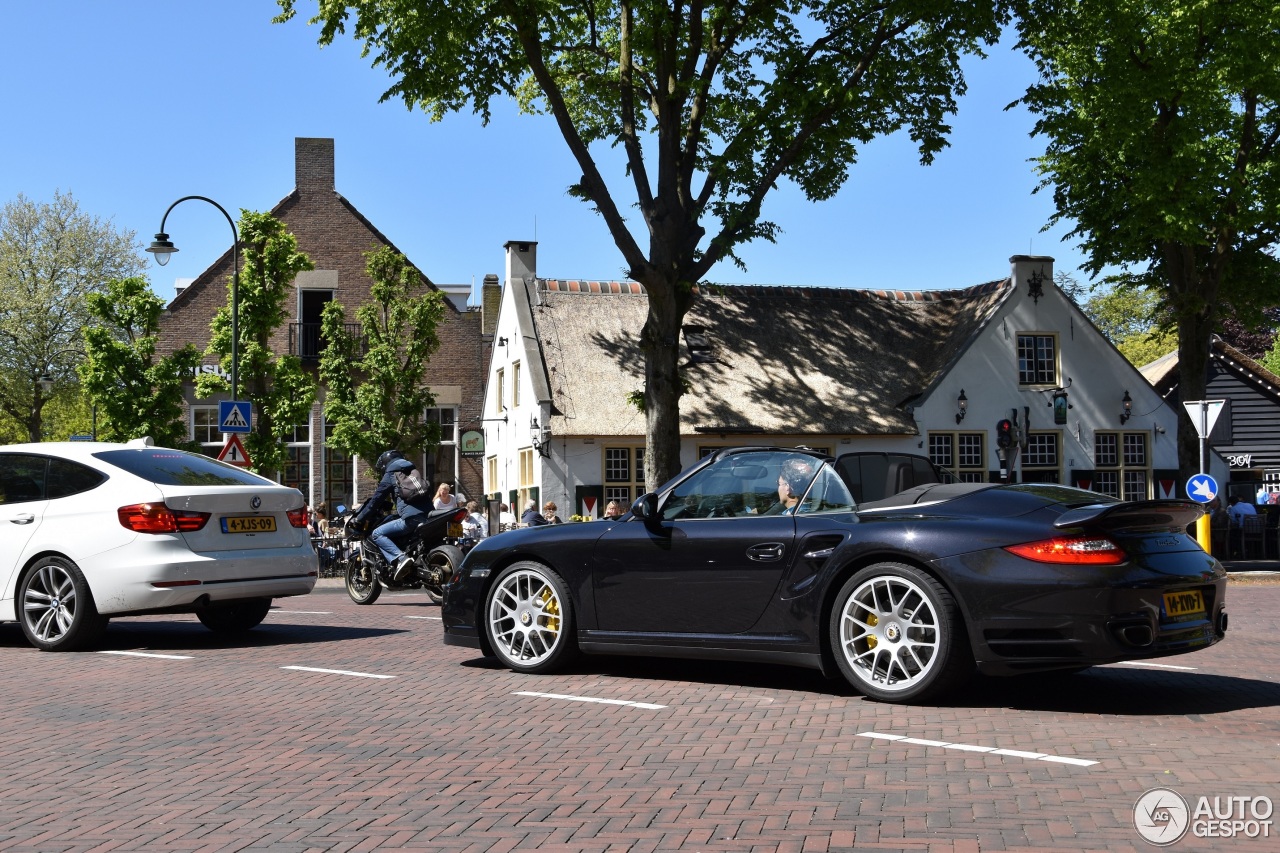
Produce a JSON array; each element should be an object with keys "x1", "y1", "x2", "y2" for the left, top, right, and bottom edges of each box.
[
  {"x1": 320, "y1": 246, "x2": 447, "y2": 468},
  {"x1": 0, "y1": 191, "x2": 145, "y2": 441},
  {"x1": 1263, "y1": 337, "x2": 1280, "y2": 377},
  {"x1": 1015, "y1": 0, "x2": 1280, "y2": 476},
  {"x1": 80, "y1": 277, "x2": 202, "y2": 447},
  {"x1": 195, "y1": 211, "x2": 316, "y2": 475},
  {"x1": 278, "y1": 0, "x2": 1011, "y2": 488}
]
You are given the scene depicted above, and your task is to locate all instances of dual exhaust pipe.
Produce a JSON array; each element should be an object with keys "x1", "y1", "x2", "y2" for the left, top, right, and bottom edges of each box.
[{"x1": 1113, "y1": 610, "x2": 1228, "y2": 649}]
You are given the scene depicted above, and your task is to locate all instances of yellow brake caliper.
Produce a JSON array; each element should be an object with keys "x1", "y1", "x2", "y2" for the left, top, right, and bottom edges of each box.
[
  {"x1": 865, "y1": 612, "x2": 878, "y2": 649},
  {"x1": 538, "y1": 587, "x2": 561, "y2": 632}
]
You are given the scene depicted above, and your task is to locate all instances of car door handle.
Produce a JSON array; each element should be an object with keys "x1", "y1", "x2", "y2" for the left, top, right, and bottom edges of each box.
[
  {"x1": 8, "y1": 514, "x2": 35, "y2": 525},
  {"x1": 746, "y1": 543, "x2": 784, "y2": 562}
]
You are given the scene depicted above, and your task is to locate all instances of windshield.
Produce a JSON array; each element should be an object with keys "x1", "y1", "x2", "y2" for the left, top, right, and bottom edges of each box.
[
  {"x1": 94, "y1": 448, "x2": 278, "y2": 487},
  {"x1": 662, "y1": 450, "x2": 851, "y2": 519}
]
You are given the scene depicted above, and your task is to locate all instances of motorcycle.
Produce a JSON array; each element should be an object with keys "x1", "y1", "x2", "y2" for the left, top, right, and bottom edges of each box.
[{"x1": 337, "y1": 504, "x2": 477, "y2": 605}]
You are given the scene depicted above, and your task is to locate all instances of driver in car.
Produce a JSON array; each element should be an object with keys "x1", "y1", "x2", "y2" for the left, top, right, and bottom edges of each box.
[{"x1": 765, "y1": 457, "x2": 815, "y2": 515}]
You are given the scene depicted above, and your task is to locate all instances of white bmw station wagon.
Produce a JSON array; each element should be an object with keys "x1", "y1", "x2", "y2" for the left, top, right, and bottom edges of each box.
[{"x1": 0, "y1": 439, "x2": 318, "y2": 650}]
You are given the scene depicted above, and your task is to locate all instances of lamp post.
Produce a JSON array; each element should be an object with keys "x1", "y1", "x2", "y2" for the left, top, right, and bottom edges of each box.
[{"x1": 146, "y1": 196, "x2": 240, "y2": 402}]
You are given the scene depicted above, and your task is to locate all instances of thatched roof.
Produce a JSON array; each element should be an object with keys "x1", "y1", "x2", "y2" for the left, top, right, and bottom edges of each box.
[{"x1": 525, "y1": 278, "x2": 1011, "y2": 437}]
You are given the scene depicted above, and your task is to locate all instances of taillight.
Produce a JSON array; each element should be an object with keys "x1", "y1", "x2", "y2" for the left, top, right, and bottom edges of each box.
[
  {"x1": 453, "y1": 508, "x2": 468, "y2": 522},
  {"x1": 118, "y1": 503, "x2": 211, "y2": 533},
  {"x1": 1004, "y1": 534, "x2": 1127, "y2": 565},
  {"x1": 286, "y1": 507, "x2": 309, "y2": 528}
]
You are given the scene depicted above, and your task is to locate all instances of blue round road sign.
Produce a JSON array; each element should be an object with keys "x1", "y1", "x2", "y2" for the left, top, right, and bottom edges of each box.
[{"x1": 1185, "y1": 474, "x2": 1218, "y2": 504}]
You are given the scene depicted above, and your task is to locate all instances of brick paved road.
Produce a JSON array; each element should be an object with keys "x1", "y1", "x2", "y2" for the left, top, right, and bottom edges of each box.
[{"x1": 0, "y1": 581, "x2": 1276, "y2": 853}]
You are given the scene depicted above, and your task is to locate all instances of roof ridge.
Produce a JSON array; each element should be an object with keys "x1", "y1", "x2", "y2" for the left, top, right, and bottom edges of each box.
[{"x1": 541, "y1": 277, "x2": 1010, "y2": 301}]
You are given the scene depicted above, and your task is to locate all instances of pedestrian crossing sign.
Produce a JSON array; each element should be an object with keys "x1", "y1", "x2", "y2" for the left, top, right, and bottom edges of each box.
[
  {"x1": 219, "y1": 400, "x2": 251, "y2": 433},
  {"x1": 217, "y1": 434, "x2": 252, "y2": 468}
]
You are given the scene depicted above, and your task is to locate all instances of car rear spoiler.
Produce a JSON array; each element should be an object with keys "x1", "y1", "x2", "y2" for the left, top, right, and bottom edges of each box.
[{"x1": 1053, "y1": 499, "x2": 1204, "y2": 532}]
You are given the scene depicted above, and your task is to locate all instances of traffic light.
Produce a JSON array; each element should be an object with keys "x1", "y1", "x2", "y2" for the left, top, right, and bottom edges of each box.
[{"x1": 996, "y1": 418, "x2": 1014, "y2": 449}]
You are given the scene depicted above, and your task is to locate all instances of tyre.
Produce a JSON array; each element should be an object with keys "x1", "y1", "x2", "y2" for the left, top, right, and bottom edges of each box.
[
  {"x1": 422, "y1": 544, "x2": 463, "y2": 605},
  {"x1": 829, "y1": 562, "x2": 972, "y2": 703},
  {"x1": 485, "y1": 561, "x2": 578, "y2": 673},
  {"x1": 197, "y1": 597, "x2": 272, "y2": 633},
  {"x1": 346, "y1": 555, "x2": 382, "y2": 605},
  {"x1": 19, "y1": 556, "x2": 110, "y2": 651}
]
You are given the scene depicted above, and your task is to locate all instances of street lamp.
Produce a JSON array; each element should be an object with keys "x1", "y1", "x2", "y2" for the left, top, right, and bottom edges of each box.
[{"x1": 146, "y1": 196, "x2": 240, "y2": 402}]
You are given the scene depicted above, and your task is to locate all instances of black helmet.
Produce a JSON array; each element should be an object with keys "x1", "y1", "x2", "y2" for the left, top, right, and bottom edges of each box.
[{"x1": 375, "y1": 449, "x2": 405, "y2": 475}]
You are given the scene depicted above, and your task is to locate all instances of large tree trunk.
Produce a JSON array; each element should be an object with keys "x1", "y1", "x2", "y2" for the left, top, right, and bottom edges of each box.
[
  {"x1": 1167, "y1": 243, "x2": 1218, "y2": 480},
  {"x1": 640, "y1": 277, "x2": 689, "y2": 491}
]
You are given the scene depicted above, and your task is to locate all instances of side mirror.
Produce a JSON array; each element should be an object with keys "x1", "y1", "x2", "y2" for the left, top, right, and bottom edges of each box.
[{"x1": 630, "y1": 493, "x2": 658, "y2": 520}]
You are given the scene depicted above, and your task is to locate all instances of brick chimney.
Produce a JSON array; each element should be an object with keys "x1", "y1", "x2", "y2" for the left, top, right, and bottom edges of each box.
[
  {"x1": 295, "y1": 137, "x2": 335, "y2": 196},
  {"x1": 481, "y1": 273, "x2": 501, "y2": 336}
]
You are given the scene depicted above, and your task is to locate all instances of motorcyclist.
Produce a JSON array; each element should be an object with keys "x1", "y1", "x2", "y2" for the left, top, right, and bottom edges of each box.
[{"x1": 351, "y1": 449, "x2": 432, "y2": 581}]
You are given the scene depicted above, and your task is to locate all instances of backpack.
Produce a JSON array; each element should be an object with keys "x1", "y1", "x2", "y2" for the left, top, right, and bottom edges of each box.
[{"x1": 394, "y1": 468, "x2": 430, "y2": 502}]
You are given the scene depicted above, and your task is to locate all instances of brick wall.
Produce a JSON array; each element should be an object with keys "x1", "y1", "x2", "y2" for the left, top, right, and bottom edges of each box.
[{"x1": 156, "y1": 137, "x2": 490, "y2": 505}]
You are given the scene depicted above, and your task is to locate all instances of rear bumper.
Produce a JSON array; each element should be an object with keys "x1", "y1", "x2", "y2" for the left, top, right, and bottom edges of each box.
[
  {"x1": 81, "y1": 537, "x2": 318, "y2": 615},
  {"x1": 936, "y1": 551, "x2": 1228, "y2": 675}
]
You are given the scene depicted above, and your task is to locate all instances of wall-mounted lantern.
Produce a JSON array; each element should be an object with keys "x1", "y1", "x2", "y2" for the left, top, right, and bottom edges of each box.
[
  {"x1": 955, "y1": 389, "x2": 968, "y2": 425},
  {"x1": 531, "y1": 415, "x2": 551, "y2": 457},
  {"x1": 1120, "y1": 390, "x2": 1132, "y2": 424}
]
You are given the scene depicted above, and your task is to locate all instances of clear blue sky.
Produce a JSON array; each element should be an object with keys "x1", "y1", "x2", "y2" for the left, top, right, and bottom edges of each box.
[{"x1": 1, "y1": 2, "x2": 1092, "y2": 304}]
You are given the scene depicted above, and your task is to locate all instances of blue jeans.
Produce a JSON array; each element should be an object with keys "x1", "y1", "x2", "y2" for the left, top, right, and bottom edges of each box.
[{"x1": 370, "y1": 517, "x2": 407, "y2": 563}]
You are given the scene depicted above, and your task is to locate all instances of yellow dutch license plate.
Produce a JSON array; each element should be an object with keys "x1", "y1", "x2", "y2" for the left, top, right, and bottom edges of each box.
[
  {"x1": 1163, "y1": 589, "x2": 1206, "y2": 620},
  {"x1": 221, "y1": 515, "x2": 277, "y2": 534},
  {"x1": 447, "y1": 521, "x2": 463, "y2": 538}
]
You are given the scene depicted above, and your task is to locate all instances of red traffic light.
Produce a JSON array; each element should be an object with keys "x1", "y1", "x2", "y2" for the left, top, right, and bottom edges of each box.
[{"x1": 996, "y1": 419, "x2": 1014, "y2": 448}]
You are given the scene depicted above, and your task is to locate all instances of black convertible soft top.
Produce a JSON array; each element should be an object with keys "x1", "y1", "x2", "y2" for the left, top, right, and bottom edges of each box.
[{"x1": 856, "y1": 481, "x2": 995, "y2": 510}]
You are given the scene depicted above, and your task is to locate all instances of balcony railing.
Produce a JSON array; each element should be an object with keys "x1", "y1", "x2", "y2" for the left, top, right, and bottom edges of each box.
[{"x1": 288, "y1": 322, "x2": 365, "y2": 361}]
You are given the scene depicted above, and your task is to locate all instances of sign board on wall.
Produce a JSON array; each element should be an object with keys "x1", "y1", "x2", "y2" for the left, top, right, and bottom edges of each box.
[{"x1": 460, "y1": 429, "x2": 485, "y2": 458}]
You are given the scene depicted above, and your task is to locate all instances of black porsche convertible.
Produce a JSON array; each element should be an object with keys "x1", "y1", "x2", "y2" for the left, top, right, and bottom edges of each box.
[{"x1": 441, "y1": 447, "x2": 1227, "y2": 703}]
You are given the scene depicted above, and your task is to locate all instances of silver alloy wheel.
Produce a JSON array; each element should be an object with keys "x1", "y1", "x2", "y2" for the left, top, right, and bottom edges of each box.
[
  {"x1": 488, "y1": 568, "x2": 564, "y2": 666},
  {"x1": 23, "y1": 562, "x2": 78, "y2": 644},
  {"x1": 837, "y1": 574, "x2": 942, "y2": 693}
]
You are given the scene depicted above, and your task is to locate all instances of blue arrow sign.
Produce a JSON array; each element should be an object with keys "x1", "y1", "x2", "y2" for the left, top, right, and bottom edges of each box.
[
  {"x1": 1185, "y1": 474, "x2": 1218, "y2": 504},
  {"x1": 219, "y1": 400, "x2": 252, "y2": 434}
]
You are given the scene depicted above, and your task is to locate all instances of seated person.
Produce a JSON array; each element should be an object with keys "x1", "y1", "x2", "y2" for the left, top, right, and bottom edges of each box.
[
  {"x1": 764, "y1": 457, "x2": 816, "y2": 516},
  {"x1": 521, "y1": 499, "x2": 547, "y2": 527}
]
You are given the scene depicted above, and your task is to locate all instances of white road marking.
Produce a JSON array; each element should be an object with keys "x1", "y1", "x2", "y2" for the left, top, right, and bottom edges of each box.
[
  {"x1": 1109, "y1": 661, "x2": 1197, "y2": 671},
  {"x1": 858, "y1": 731, "x2": 1098, "y2": 767},
  {"x1": 281, "y1": 665, "x2": 395, "y2": 679},
  {"x1": 514, "y1": 691, "x2": 667, "y2": 710},
  {"x1": 406, "y1": 615, "x2": 442, "y2": 620},
  {"x1": 266, "y1": 610, "x2": 332, "y2": 615},
  {"x1": 98, "y1": 650, "x2": 193, "y2": 660}
]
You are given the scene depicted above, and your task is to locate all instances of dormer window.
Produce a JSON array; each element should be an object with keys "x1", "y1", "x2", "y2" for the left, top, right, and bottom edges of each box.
[{"x1": 683, "y1": 324, "x2": 717, "y2": 364}]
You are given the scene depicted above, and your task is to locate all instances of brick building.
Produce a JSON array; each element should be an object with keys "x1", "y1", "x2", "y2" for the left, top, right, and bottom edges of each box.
[{"x1": 156, "y1": 137, "x2": 492, "y2": 511}]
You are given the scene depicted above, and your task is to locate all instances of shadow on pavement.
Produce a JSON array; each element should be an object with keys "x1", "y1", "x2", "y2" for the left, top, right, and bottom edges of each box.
[
  {"x1": 454, "y1": 649, "x2": 1280, "y2": 714},
  {"x1": 950, "y1": 666, "x2": 1280, "y2": 715},
  {"x1": 0, "y1": 620, "x2": 409, "y2": 653}
]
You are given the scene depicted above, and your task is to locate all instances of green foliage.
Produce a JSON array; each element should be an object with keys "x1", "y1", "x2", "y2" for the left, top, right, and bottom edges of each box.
[
  {"x1": 79, "y1": 277, "x2": 201, "y2": 447},
  {"x1": 278, "y1": 0, "x2": 1011, "y2": 486},
  {"x1": 0, "y1": 190, "x2": 145, "y2": 441},
  {"x1": 195, "y1": 211, "x2": 316, "y2": 474},
  {"x1": 1263, "y1": 339, "x2": 1280, "y2": 378},
  {"x1": 319, "y1": 246, "x2": 447, "y2": 471},
  {"x1": 1016, "y1": 0, "x2": 1280, "y2": 472}
]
